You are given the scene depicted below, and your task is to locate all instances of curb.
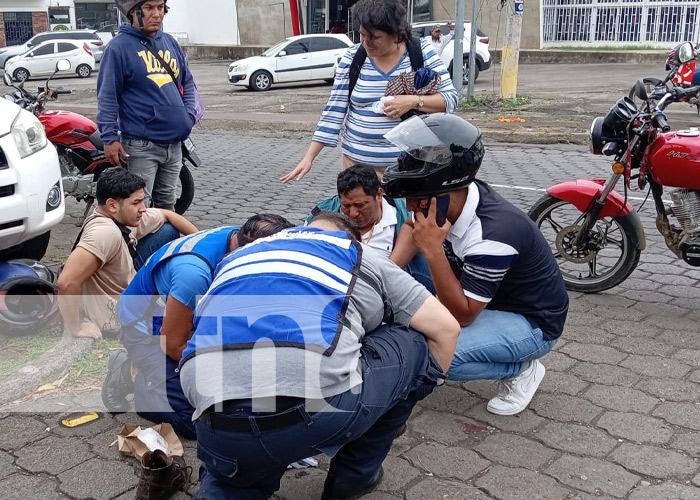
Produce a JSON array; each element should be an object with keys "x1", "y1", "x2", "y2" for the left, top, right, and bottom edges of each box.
[{"x1": 0, "y1": 331, "x2": 95, "y2": 407}]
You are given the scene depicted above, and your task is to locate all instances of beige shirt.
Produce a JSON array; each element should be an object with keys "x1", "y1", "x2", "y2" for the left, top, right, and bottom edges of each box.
[{"x1": 77, "y1": 208, "x2": 165, "y2": 333}]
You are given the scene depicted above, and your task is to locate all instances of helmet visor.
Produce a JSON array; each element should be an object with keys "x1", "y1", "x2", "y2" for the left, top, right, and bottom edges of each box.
[{"x1": 385, "y1": 117, "x2": 453, "y2": 165}]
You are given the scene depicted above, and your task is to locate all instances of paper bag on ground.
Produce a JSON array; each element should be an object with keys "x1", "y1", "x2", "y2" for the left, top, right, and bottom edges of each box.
[{"x1": 115, "y1": 423, "x2": 184, "y2": 459}]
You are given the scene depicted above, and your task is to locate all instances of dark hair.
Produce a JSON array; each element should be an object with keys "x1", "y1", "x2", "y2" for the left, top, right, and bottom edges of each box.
[
  {"x1": 337, "y1": 164, "x2": 381, "y2": 197},
  {"x1": 352, "y1": 0, "x2": 412, "y2": 44},
  {"x1": 309, "y1": 211, "x2": 362, "y2": 241},
  {"x1": 96, "y1": 167, "x2": 146, "y2": 205},
  {"x1": 236, "y1": 214, "x2": 293, "y2": 247}
]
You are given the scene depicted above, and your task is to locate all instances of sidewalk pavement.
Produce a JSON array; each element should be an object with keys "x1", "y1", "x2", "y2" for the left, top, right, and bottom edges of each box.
[{"x1": 1, "y1": 132, "x2": 699, "y2": 499}]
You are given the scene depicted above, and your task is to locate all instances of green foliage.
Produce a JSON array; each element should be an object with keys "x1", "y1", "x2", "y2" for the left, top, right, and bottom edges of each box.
[
  {"x1": 67, "y1": 339, "x2": 122, "y2": 385},
  {"x1": 460, "y1": 94, "x2": 532, "y2": 110},
  {"x1": 0, "y1": 324, "x2": 62, "y2": 375}
]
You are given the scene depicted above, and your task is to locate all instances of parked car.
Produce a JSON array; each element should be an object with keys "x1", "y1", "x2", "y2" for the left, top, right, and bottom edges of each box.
[
  {"x1": 412, "y1": 21, "x2": 492, "y2": 82},
  {"x1": 0, "y1": 86, "x2": 64, "y2": 260},
  {"x1": 0, "y1": 29, "x2": 104, "y2": 68},
  {"x1": 228, "y1": 34, "x2": 353, "y2": 91},
  {"x1": 5, "y1": 40, "x2": 95, "y2": 82}
]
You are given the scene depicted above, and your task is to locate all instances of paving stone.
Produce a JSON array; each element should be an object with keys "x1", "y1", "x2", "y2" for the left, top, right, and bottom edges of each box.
[
  {"x1": 418, "y1": 385, "x2": 482, "y2": 415},
  {"x1": 695, "y1": 474, "x2": 700, "y2": 488},
  {"x1": 540, "y1": 351, "x2": 577, "y2": 372},
  {"x1": 630, "y1": 301, "x2": 690, "y2": 318},
  {"x1": 0, "y1": 474, "x2": 64, "y2": 500},
  {"x1": 0, "y1": 416, "x2": 49, "y2": 451},
  {"x1": 629, "y1": 482, "x2": 700, "y2": 500},
  {"x1": 691, "y1": 370, "x2": 700, "y2": 384},
  {"x1": 276, "y1": 467, "x2": 327, "y2": 500},
  {"x1": 570, "y1": 362, "x2": 641, "y2": 387},
  {"x1": 462, "y1": 379, "x2": 498, "y2": 400},
  {"x1": 408, "y1": 410, "x2": 489, "y2": 446},
  {"x1": 564, "y1": 310, "x2": 602, "y2": 327},
  {"x1": 58, "y1": 457, "x2": 138, "y2": 500},
  {"x1": 618, "y1": 277, "x2": 662, "y2": 292},
  {"x1": 582, "y1": 385, "x2": 658, "y2": 414},
  {"x1": 635, "y1": 377, "x2": 700, "y2": 402},
  {"x1": 560, "y1": 342, "x2": 629, "y2": 364},
  {"x1": 609, "y1": 442, "x2": 698, "y2": 479},
  {"x1": 664, "y1": 333, "x2": 700, "y2": 351},
  {"x1": 597, "y1": 412, "x2": 673, "y2": 444},
  {"x1": 0, "y1": 450, "x2": 17, "y2": 480},
  {"x1": 376, "y1": 455, "x2": 422, "y2": 492},
  {"x1": 475, "y1": 465, "x2": 570, "y2": 500},
  {"x1": 579, "y1": 293, "x2": 636, "y2": 308},
  {"x1": 403, "y1": 441, "x2": 490, "y2": 481},
  {"x1": 560, "y1": 325, "x2": 617, "y2": 345},
  {"x1": 465, "y1": 404, "x2": 545, "y2": 433},
  {"x1": 405, "y1": 478, "x2": 494, "y2": 500},
  {"x1": 659, "y1": 285, "x2": 700, "y2": 299},
  {"x1": 87, "y1": 429, "x2": 125, "y2": 460},
  {"x1": 15, "y1": 435, "x2": 93, "y2": 475},
  {"x1": 529, "y1": 394, "x2": 603, "y2": 424},
  {"x1": 673, "y1": 349, "x2": 700, "y2": 368},
  {"x1": 544, "y1": 455, "x2": 640, "y2": 498},
  {"x1": 671, "y1": 433, "x2": 700, "y2": 457},
  {"x1": 587, "y1": 306, "x2": 649, "y2": 322},
  {"x1": 473, "y1": 433, "x2": 555, "y2": 470},
  {"x1": 653, "y1": 402, "x2": 700, "y2": 430},
  {"x1": 535, "y1": 421, "x2": 618, "y2": 457},
  {"x1": 538, "y1": 370, "x2": 589, "y2": 396},
  {"x1": 619, "y1": 355, "x2": 693, "y2": 378},
  {"x1": 610, "y1": 336, "x2": 679, "y2": 357}
]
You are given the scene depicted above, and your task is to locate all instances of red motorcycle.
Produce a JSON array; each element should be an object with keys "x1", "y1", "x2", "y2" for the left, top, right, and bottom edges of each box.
[
  {"x1": 529, "y1": 46, "x2": 700, "y2": 293},
  {"x1": 2, "y1": 63, "x2": 196, "y2": 218}
]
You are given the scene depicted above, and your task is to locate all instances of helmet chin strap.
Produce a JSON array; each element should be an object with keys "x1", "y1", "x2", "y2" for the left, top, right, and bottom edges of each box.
[{"x1": 133, "y1": 6, "x2": 146, "y2": 32}]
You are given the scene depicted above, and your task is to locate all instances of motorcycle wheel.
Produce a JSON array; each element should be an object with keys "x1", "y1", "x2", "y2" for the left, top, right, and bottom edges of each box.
[
  {"x1": 529, "y1": 194, "x2": 641, "y2": 293},
  {"x1": 628, "y1": 77, "x2": 665, "y2": 112},
  {"x1": 174, "y1": 163, "x2": 194, "y2": 215}
]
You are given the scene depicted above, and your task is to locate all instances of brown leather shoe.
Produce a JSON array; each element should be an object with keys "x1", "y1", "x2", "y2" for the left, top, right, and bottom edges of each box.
[{"x1": 136, "y1": 450, "x2": 191, "y2": 500}]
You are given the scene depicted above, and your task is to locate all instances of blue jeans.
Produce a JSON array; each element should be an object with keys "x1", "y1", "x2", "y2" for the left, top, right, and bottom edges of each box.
[
  {"x1": 120, "y1": 325, "x2": 196, "y2": 439},
  {"x1": 193, "y1": 325, "x2": 443, "y2": 500},
  {"x1": 446, "y1": 309, "x2": 557, "y2": 381},
  {"x1": 123, "y1": 139, "x2": 182, "y2": 211},
  {"x1": 133, "y1": 223, "x2": 180, "y2": 271},
  {"x1": 404, "y1": 252, "x2": 435, "y2": 295}
]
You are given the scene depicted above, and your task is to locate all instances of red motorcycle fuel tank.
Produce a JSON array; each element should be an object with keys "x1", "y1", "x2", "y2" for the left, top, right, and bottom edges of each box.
[
  {"x1": 647, "y1": 129, "x2": 700, "y2": 189},
  {"x1": 39, "y1": 110, "x2": 98, "y2": 147}
]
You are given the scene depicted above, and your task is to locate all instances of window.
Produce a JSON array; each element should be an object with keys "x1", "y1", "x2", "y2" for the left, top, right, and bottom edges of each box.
[
  {"x1": 284, "y1": 41, "x2": 309, "y2": 55},
  {"x1": 310, "y1": 37, "x2": 348, "y2": 52},
  {"x1": 30, "y1": 34, "x2": 52, "y2": 45},
  {"x1": 75, "y1": 2, "x2": 118, "y2": 32},
  {"x1": 57, "y1": 43, "x2": 77, "y2": 54},
  {"x1": 32, "y1": 44, "x2": 55, "y2": 56}
]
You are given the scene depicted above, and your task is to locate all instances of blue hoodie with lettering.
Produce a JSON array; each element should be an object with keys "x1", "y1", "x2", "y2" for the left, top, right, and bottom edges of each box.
[{"x1": 97, "y1": 24, "x2": 195, "y2": 145}]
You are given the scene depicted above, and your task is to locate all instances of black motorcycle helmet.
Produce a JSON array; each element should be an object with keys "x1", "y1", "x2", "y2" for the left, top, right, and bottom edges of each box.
[
  {"x1": 0, "y1": 260, "x2": 59, "y2": 335},
  {"x1": 382, "y1": 114, "x2": 485, "y2": 198},
  {"x1": 115, "y1": 0, "x2": 168, "y2": 31}
]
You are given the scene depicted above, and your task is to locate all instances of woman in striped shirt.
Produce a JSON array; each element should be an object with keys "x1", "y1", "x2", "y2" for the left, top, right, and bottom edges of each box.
[{"x1": 281, "y1": 0, "x2": 459, "y2": 183}]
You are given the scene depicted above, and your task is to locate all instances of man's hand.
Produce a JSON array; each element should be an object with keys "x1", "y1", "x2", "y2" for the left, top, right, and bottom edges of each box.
[
  {"x1": 104, "y1": 141, "x2": 129, "y2": 166},
  {"x1": 75, "y1": 321, "x2": 102, "y2": 340},
  {"x1": 412, "y1": 197, "x2": 452, "y2": 258}
]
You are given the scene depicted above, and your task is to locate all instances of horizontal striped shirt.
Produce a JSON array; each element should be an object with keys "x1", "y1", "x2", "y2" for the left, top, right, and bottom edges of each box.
[{"x1": 312, "y1": 40, "x2": 459, "y2": 167}]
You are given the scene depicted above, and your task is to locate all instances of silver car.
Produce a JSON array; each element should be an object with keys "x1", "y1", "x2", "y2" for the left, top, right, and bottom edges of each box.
[{"x1": 0, "y1": 29, "x2": 105, "y2": 68}]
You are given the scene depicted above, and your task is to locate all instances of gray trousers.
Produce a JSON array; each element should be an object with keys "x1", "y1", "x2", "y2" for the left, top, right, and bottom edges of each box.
[{"x1": 123, "y1": 139, "x2": 182, "y2": 211}]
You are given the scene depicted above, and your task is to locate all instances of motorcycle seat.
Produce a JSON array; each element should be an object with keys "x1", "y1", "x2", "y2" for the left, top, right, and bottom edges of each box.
[{"x1": 89, "y1": 130, "x2": 104, "y2": 151}]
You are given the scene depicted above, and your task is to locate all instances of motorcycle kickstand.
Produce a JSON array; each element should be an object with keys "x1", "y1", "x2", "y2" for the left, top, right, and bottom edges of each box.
[{"x1": 78, "y1": 198, "x2": 94, "y2": 226}]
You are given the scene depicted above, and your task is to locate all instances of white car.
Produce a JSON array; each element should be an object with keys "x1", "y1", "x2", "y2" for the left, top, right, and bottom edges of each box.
[
  {"x1": 0, "y1": 29, "x2": 105, "y2": 68},
  {"x1": 5, "y1": 40, "x2": 95, "y2": 82},
  {"x1": 412, "y1": 21, "x2": 492, "y2": 82},
  {"x1": 228, "y1": 34, "x2": 353, "y2": 91},
  {"x1": 0, "y1": 91, "x2": 64, "y2": 260}
]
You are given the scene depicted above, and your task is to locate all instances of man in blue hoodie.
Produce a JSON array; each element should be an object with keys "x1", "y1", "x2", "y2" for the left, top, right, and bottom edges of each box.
[{"x1": 97, "y1": 0, "x2": 196, "y2": 211}]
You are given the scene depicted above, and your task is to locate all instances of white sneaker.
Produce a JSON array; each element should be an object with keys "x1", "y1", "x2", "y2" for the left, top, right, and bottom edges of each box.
[{"x1": 487, "y1": 360, "x2": 546, "y2": 416}]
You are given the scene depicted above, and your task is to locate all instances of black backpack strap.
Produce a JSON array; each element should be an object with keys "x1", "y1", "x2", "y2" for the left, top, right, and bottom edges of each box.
[
  {"x1": 348, "y1": 45, "x2": 367, "y2": 99},
  {"x1": 407, "y1": 36, "x2": 424, "y2": 71},
  {"x1": 140, "y1": 38, "x2": 183, "y2": 96}
]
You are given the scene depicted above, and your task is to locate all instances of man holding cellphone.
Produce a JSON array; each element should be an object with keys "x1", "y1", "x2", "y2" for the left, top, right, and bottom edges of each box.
[{"x1": 384, "y1": 113, "x2": 569, "y2": 416}]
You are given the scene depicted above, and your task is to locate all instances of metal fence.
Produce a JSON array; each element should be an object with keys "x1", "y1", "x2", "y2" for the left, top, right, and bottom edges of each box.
[{"x1": 541, "y1": 0, "x2": 700, "y2": 47}]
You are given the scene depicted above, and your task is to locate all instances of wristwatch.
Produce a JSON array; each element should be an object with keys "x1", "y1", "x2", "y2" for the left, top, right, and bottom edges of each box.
[{"x1": 417, "y1": 96, "x2": 425, "y2": 109}]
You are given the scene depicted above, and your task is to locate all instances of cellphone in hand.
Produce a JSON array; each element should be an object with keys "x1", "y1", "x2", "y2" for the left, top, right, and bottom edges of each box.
[{"x1": 418, "y1": 195, "x2": 450, "y2": 226}]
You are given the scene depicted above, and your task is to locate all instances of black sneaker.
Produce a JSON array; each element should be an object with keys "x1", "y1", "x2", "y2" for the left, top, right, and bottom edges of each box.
[
  {"x1": 321, "y1": 467, "x2": 384, "y2": 500},
  {"x1": 101, "y1": 350, "x2": 133, "y2": 413}
]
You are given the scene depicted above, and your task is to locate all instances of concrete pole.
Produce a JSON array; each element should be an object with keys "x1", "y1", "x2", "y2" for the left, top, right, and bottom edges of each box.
[
  {"x1": 500, "y1": 0, "x2": 523, "y2": 99},
  {"x1": 466, "y1": 0, "x2": 479, "y2": 98},
  {"x1": 453, "y1": 0, "x2": 465, "y2": 95}
]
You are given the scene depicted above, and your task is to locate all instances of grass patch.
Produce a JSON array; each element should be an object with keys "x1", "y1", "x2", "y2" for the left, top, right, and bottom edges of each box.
[
  {"x1": 66, "y1": 339, "x2": 122, "y2": 386},
  {"x1": 460, "y1": 94, "x2": 532, "y2": 110},
  {"x1": 0, "y1": 323, "x2": 63, "y2": 376}
]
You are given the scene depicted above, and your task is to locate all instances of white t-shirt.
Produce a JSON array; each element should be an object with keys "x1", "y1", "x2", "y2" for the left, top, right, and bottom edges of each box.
[{"x1": 362, "y1": 198, "x2": 398, "y2": 257}]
